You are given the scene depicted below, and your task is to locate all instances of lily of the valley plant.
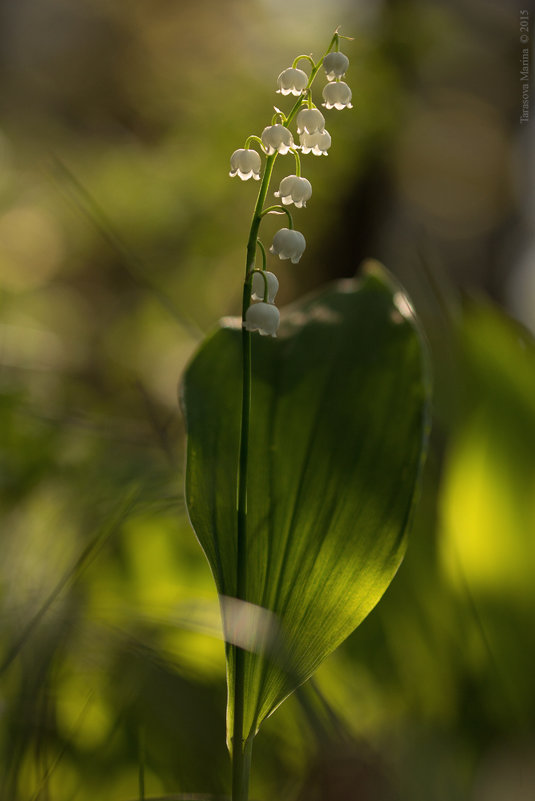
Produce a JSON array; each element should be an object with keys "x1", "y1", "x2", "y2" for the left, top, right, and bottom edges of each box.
[
  {"x1": 228, "y1": 29, "x2": 352, "y2": 800},
  {"x1": 182, "y1": 26, "x2": 430, "y2": 801}
]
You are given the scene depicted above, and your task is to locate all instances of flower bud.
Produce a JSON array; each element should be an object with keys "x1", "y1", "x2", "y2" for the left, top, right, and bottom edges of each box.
[
  {"x1": 252, "y1": 270, "x2": 279, "y2": 303},
  {"x1": 277, "y1": 67, "x2": 308, "y2": 96},
  {"x1": 269, "y1": 228, "x2": 306, "y2": 264},
  {"x1": 245, "y1": 301, "x2": 280, "y2": 337},
  {"x1": 261, "y1": 124, "x2": 294, "y2": 155},
  {"x1": 323, "y1": 52, "x2": 349, "y2": 81},
  {"x1": 296, "y1": 107, "x2": 325, "y2": 135},
  {"x1": 229, "y1": 148, "x2": 262, "y2": 180},
  {"x1": 322, "y1": 81, "x2": 353, "y2": 110},
  {"x1": 274, "y1": 175, "x2": 312, "y2": 208},
  {"x1": 299, "y1": 129, "x2": 331, "y2": 156}
]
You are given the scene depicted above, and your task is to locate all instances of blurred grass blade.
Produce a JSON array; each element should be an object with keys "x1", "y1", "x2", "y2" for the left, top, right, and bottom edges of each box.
[
  {"x1": 49, "y1": 155, "x2": 203, "y2": 340},
  {"x1": 182, "y1": 262, "x2": 431, "y2": 743},
  {"x1": 0, "y1": 489, "x2": 138, "y2": 676}
]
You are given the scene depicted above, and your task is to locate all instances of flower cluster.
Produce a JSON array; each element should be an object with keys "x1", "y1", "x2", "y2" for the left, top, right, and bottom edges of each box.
[{"x1": 229, "y1": 32, "x2": 352, "y2": 337}]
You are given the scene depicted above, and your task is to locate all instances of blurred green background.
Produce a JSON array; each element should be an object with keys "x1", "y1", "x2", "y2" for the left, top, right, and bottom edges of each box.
[{"x1": 1, "y1": 0, "x2": 534, "y2": 799}]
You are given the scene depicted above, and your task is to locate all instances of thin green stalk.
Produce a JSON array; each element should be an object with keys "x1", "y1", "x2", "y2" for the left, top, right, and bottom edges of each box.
[
  {"x1": 232, "y1": 153, "x2": 276, "y2": 801},
  {"x1": 138, "y1": 726, "x2": 145, "y2": 801},
  {"x1": 231, "y1": 34, "x2": 339, "y2": 794},
  {"x1": 261, "y1": 205, "x2": 294, "y2": 228}
]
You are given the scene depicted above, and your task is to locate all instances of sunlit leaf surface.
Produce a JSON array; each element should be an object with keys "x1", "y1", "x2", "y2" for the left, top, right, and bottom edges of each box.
[{"x1": 182, "y1": 263, "x2": 431, "y2": 742}]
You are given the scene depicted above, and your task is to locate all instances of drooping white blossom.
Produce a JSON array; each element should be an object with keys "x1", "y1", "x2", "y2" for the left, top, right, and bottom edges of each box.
[
  {"x1": 277, "y1": 67, "x2": 308, "y2": 96},
  {"x1": 245, "y1": 301, "x2": 280, "y2": 337},
  {"x1": 269, "y1": 228, "x2": 306, "y2": 264},
  {"x1": 261, "y1": 124, "x2": 294, "y2": 155},
  {"x1": 299, "y1": 129, "x2": 331, "y2": 156},
  {"x1": 296, "y1": 107, "x2": 325, "y2": 135},
  {"x1": 323, "y1": 52, "x2": 349, "y2": 81},
  {"x1": 252, "y1": 270, "x2": 279, "y2": 303},
  {"x1": 322, "y1": 81, "x2": 353, "y2": 110},
  {"x1": 274, "y1": 175, "x2": 312, "y2": 208},
  {"x1": 229, "y1": 148, "x2": 262, "y2": 180}
]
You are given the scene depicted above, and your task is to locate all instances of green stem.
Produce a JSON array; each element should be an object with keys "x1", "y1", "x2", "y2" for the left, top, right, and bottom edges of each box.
[
  {"x1": 292, "y1": 53, "x2": 316, "y2": 70},
  {"x1": 231, "y1": 34, "x2": 337, "y2": 793},
  {"x1": 232, "y1": 153, "x2": 277, "y2": 801},
  {"x1": 138, "y1": 726, "x2": 145, "y2": 801},
  {"x1": 251, "y1": 268, "x2": 270, "y2": 302},
  {"x1": 292, "y1": 148, "x2": 302, "y2": 177},
  {"x1": 261, "y1": 205, "x2": 293, "y2": 228},
  {"x1": 244, "y1": 134, "x2": 267, "y2": 152},
  {"x1": 232, "y1": 733, "x2": 254, "y2": 801},
  {"x1": 271, "y1": 110, "x2": 286, "y2": 125},
  {"x1": 256, "y1": 238, "x2": 267, "y2": 271}
]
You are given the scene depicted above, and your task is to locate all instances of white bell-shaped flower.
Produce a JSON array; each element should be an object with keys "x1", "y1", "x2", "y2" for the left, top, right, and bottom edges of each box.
[
  {"x1": 323, "y1": 52, "x2": 349, "y2": 81},
  {"x1": 245, "y1": 301, "x2": 280, "y2": 337},
  {"x1": 277, "y1": 67, "x2": 308, "y2": 96},
  {"x1": 296, "y1": 107, "x2": 325, "y2": 135},
  {"x1": 322, "y1": 81, "x2": 353, "y2": 110},
  {"x1": 229, "y1": 148, "x2": 262, "y2": 181},
  {"x1": 261, "y1": 124, "x2": 294, "y2": 155},
  {"x1": 269, "y1": 228, "x2": 306, "y2": 264},
  {"x1": 299, "y1": 129, "x2": 331, "y2": 156},
  {"x1": 252, "y1": 270, "x2": 279, "y2": 303},
  {"x1": 274, "y1": 175, "x2": 312, "y2": 208}
]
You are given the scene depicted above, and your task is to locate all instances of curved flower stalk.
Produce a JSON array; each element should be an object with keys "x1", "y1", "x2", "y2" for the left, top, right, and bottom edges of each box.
[{"x1": 225, "y1": 27, "x2": 353, "y2": 801}]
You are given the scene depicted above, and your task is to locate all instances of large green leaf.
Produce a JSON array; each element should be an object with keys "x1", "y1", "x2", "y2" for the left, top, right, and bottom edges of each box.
[{"x1": 182, "y1": 263, "x2": 431, "y2": 743}]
